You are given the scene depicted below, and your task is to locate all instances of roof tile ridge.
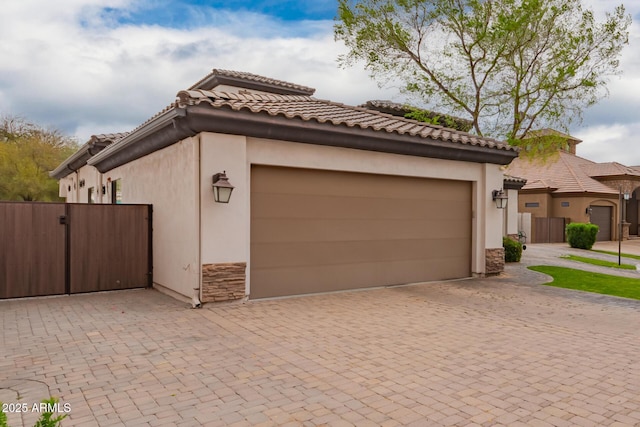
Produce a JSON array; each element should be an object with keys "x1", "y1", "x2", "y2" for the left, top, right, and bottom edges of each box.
[
  {"x1": 356, "y1": 101, "x2": 510, "y2": 149},
  {"x1": 211, "y1": 68, "x2": 316, "y2": 94},
  {"x1": 558, "y1": 151, "x2": 589, "y2": 192}
]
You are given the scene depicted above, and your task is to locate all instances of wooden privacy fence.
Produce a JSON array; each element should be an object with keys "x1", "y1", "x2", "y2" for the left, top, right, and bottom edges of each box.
[
  {"x1": 0, "y1": 202, "x2": 152, "y2": 299},
  {"x1": 533, "y1": 217, "x2": 566, "y2": 243}
]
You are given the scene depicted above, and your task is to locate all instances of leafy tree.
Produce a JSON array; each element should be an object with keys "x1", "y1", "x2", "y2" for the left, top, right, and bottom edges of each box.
[
  {"x1": 0, "y1": 116, "x2": 78, "y2": 201},
  {"x1": 403, "y1": 108, "x2": 472, "y2": 132},
  {"x1": 335, "y1": 0, "x2": 631, "y2": 149}
]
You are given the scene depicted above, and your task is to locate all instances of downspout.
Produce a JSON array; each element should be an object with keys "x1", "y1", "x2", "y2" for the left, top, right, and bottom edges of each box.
[
  {"x1": 75, "y1": 171, "x2": 80, "y2": 202},
  {"x1": 192, "y1": 133, "x2": 203, "y2": 308}
]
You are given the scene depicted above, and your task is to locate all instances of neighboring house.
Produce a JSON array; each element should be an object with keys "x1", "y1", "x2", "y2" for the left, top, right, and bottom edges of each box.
[
  {"x1": 51, "y1": 68, "x2": 518, "y2": 304},
  {"x1": 506, "y1": 129, "x2": 640, "y2": 242}
]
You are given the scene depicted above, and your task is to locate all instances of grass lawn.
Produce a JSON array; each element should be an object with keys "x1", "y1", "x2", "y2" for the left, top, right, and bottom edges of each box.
[
  {"x1": 528, "y1": 266, "x2": 640, "y2": 300},
  {"x1": 591, "y1": 249, "x2": 640, "y2": 261},
  {"x1": 560, "y1": 254, "x2": 637, "y2": 270}
]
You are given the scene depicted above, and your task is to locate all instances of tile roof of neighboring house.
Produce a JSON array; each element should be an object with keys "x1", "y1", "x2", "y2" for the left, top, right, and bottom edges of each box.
[
  {"x1": 176, "y1": 89, "x2": 515, "y2": 151},
  {"x1": 582, "y1": 162, "x2": 640, "y2": 178},
  {"x1": 524, "y1": 128, "x2": 582, "y2": 143},
  {"x1": 520, "y1": 179, "x2": 559, "y2": 191},
  {"x1": 189, "y1": 69, "x2": 316, "y2": 95},
  {"x1": 506, "y1": 150, "x2": 618, "y2": 194}
]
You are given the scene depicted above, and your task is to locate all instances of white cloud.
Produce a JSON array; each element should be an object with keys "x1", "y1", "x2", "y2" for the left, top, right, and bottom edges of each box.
[
  {"x1": 574, "y1": 122, "x2": 640, "y2": 165},
  {"x1": 0, "y1": 0, "x2": 399, "y2": 143},
  {"x1": 0, "y1": 0, "x2": 638, "y2": 161}
]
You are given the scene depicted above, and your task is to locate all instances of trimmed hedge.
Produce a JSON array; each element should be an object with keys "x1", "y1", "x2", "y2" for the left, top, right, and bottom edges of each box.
[
  {"x1": 503, "y1": 237, "x2": 523, "y2": 262},
  {"x1": 566, "y1": 222, "x2": 599, "y2": 250}
]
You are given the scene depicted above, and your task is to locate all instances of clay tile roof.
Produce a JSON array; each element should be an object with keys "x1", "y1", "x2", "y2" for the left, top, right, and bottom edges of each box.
[
  {"x1": 176, "y1": 89, "x2": 516, "y2": 151},
  {"x1": 361, "y1": 100, "x2": 473, "y2": 132},
  {"x1": 505, "y1": 151, "x2": 618, "y2": 194},
  {"x1": 582, "y1": 162, "x2": 640, "y2": 178},
  {"x1": 90, "y1": 132, "x2": 129, "y2": 144},
  {"x1": 503, "y1": 174, "x2": 527, "y2": 184},
  {"x1": 188, "y1": 69, "x2": 316, "y2": 96}
]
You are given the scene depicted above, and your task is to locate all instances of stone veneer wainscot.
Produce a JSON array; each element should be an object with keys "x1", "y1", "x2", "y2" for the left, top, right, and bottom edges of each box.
[
  {"x1": 201, "y1": 262, "x2": 246, "y2": 303},
  {"x1": 485, "y1": 248, "x2": 505, "y2": 275}
]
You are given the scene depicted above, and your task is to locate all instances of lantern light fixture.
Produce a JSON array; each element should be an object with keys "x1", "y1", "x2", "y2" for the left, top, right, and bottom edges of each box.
[
  {"x1": 492, "y1": 189, "x2": 508, "y2": 209},
  {"x1": 212, "y1": 171, "x2": 234, "y2": 203}
]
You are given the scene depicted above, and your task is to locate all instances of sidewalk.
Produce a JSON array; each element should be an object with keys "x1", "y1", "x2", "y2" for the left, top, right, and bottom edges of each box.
[
  {"x1": 593, "y1": 238, "x2": 640, "y2": 256},
  {"x1": 520, "y1": 242, "x2": 640, "y2": 278}
]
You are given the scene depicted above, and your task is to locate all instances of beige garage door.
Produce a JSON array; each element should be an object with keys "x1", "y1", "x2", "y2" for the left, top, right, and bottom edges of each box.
[
  {"x1": 590, "y1": 206, "x2": 612, "y2": 241},
  {"x1": 250, "y1": 166, "x2": 471, "y2": 299}
]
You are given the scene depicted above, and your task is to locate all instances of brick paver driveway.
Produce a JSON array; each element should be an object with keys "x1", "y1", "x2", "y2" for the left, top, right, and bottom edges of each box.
[{"x1": 2, "y1": 267, "x2": 640, "y2": 426}]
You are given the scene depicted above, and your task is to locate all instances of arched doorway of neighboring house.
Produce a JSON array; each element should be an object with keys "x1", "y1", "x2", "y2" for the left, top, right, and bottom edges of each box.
[{"x1": 629, "y1": 189, "x2": 639, "y2": 237}]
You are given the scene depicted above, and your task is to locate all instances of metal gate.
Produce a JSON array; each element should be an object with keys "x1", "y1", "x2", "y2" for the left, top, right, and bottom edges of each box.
[{"x1": 0, "y1": 202, "x2": 152, "y2": 299}]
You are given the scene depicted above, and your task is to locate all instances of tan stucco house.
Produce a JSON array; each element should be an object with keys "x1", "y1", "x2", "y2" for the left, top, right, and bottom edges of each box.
[
  {"x1": 51, "y1": 69, "x2": 518, "y2": 304},
  {"x1": 506, "y1": 130, "x2": 640, "y2": 242}
]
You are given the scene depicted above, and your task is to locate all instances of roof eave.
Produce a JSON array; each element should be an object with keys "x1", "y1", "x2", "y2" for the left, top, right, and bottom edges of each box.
[
  {"x1": 504, "y1": 180, "x2": 527, "y2": 190},
  {"x1": 49, "y1": 139, "x2": 111, "y2": 180},
  {"x1": 87, "y1": 108, "x2": 185, "y2": 170},
  {"x1": 89, "y1": 104, "x2": 519, "y2": 174}
]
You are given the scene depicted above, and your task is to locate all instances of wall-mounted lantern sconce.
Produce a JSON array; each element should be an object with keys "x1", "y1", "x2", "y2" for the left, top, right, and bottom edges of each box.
[
  {"x1": 212, "y1": 171, "x2": 234, "y2": 203},
  {"x1": 624, "y1": 192, "x2": 631, "y2": 201},
  {"x1": 492, "y1": 189, "x2": 508, "y2": 209}
]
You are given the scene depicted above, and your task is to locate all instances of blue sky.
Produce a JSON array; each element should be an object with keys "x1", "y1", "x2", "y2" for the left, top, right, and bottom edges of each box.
[
  {"x1": 1, "y1": 0, "x2": 639, "y2": 164},
  {"x1": 102, "y1": 0, "x2": 337, "y2": 28}
]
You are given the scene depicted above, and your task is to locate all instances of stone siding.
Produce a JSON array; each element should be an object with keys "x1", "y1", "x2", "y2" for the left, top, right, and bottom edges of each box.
[
  {"x1": 485, "y1": 248, "x2": 505, "y2": 275},
  {"x1": 202, "y1": 262, "x2": 246, "y2": 303}
]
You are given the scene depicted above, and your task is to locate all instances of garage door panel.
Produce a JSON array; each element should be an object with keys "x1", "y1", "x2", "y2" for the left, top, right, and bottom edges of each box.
[
  {"x1": 251, "y1": 258, "x2": 470, "y2": 299},
  {"x1": 589, "y1": 206, "x2": 612, "y2": 241},
  {"x1": 251, "y1": 238, "x2": 471, "y2": 269},
  {"x1": 252, "y1": 168, "x2": 468, "y2": 201},
  {"x1": 251, "y1": 166, "x2": 472, "y2": 299},
  {"x1": 252, "y1": 218, "x2": 471, "y2": 243},
  {"x1": 253, "y1": 192, "x2": 470, "y2": 221}
]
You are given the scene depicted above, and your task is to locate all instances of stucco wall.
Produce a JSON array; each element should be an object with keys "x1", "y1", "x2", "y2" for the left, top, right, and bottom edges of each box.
[
  {"x1": 106, "y1": 137, "x2": 200, "y2": 299},
  {"x1": 504, "y1": 189, "x2": 519, "y2": 236},
  {"x1": 549, "y1": 196, "x2": 617, "y2": 225},
  {"x1": 199, "y1": 133, "x2": 248, "y2": 266},
  {"x1": 518, "y1": 193, "x2": 553, "y2": 218},
  {"x1": 62, "y1": 131, "x2": 508, "y2": 299},
  {"x1": 59, "y1": 167, "x2": 104, "y2": 204},
  {"x1": 76, "y1": 167, "x2": 103, "y2": 203},
  {"x1": 519, "y1": 193, "x2": 620, "y2": 240}
]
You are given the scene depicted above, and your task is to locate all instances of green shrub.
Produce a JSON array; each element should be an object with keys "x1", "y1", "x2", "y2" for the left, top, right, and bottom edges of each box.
[
  {"x1": 503, "y1": 237, "x2": 523, "y2": 262},
  {"x1": 566, "y1": 222, "x2": 599, "y2": 249}
]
